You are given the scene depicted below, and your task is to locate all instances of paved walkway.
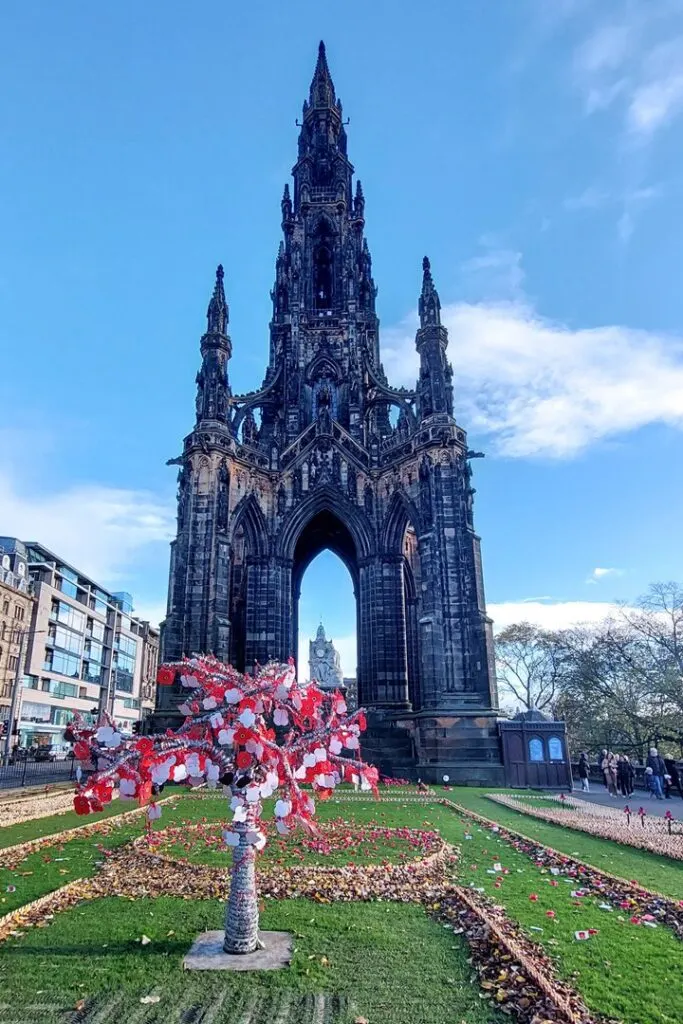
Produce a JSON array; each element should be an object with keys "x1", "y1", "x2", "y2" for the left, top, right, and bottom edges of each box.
[{"x1": 555, "y1": 788, "x2": 683, "y2": 808}]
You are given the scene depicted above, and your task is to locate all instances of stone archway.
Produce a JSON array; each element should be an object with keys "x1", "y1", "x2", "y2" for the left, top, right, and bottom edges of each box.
[{"x1": 291, "y1": 509, "x2": 359, "y2": 685}]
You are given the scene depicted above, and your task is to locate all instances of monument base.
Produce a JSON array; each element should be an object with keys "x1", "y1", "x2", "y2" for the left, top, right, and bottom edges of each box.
[
  {"x1": 361, "y1": 707, "x2": 505, "y2": 786},
  {"x1": 183, "y1": 931, "x2": 293, "y2": 972}
]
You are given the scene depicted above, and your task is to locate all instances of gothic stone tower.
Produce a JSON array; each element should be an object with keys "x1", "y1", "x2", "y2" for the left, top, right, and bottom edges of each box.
[{"x1": 160, "y1": 43, "x2": 503, "y2": 783}]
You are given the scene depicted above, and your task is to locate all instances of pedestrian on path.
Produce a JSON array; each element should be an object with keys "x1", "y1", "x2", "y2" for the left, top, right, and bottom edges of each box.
[
  {"x1": 646, "y1": 747, "x2": 667, "y2": 800},
  {"x1": 577, "y1": 752, "x2": 590, "y2": 792},
  {"x1": 600, "y1": 749, "x2": 618, "y2": 796},
  {"x1": 665, "y1": 759, "x2": 683, "y2": 799},
  {"x1": 621, "y1": 754, "x2": 634, "y2": 797}
]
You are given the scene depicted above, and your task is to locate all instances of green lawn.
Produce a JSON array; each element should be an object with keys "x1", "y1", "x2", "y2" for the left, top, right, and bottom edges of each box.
[
  {"x1": 0, "y1": 895, "x2": 500, "y2": 1024},
  {"x1": 4, "y1": 788, "x2": 683, "y2": 1024},
  {"x1": 0, "y1": 796, "x2": 137, "y2": 850},
  {"x1": 448, "y1": 803, "x2": 683, "y2": 1024},
  {"x1": 449, "y1": 787, "x2": 683, "y2": 899}
]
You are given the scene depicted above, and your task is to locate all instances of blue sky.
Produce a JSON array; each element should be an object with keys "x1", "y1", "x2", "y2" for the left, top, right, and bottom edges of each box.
[{"x1": 1, "y1": 0, "x2": 682, "y2": 676}]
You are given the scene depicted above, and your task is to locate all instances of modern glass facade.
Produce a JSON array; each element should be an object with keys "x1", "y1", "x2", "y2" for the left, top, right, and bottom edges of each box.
[{"x1": 5, "y1": 539, "x2": 159, "y2": 749}]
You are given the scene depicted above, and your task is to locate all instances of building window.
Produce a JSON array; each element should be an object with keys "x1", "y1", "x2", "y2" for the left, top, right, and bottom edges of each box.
[
  {"x1": 528, "y1": 737, "x2": 545, "y2": 762},
  {"x1": 57, "y1": 575, "x2": 78, "y2": 599},
  {"x1": 81, "y1": 662, "x2": 103, "y2": 685},
  {"x1": 21, "y1": 701, "x2": 51, "y2": 723},
  {"x1": 13, "y1": 604, "x2": 25, "y2": 621},
  {"x1": 50, "y1": 599, "x2": 86, "y2": 634},
  {"x1": 115, "y1": 634, "x2": 137, "y2": 658},
  {"x1": 43, "y1": 649, "x2": 81, "y2": 679},
  {"x1": 48, "y1": 623, "x2": 83, "y2": 655},
  {"x1": 1, "y1": 556, "x2": 9, "y2": 570},
  {"x1": 44, "y1": 679, "x2": 78, "y2": 699},
  {"x1": 2, "y1": 599, "x2": 9, "y2": 615},
  {"x1": 84, "y1": 639, "x2": 104, "y2": 663},
  {"x1": 548, "y1": 736, "x2": 564, "y2": 761},
  {"x1": 87, "y1": 618, "x2": 106, "y2": 642},
  {"x1": 51, "y1": 707, "x2": 73, "y2": 726},
  {"x1": 8, "y1": 655, "x2": 18, "y2": 672}
]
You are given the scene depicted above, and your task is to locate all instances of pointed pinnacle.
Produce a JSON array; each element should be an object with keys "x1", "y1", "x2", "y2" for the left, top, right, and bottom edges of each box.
[{"x1": 422, "y1": 256, "x2": 431, "y2": 274}]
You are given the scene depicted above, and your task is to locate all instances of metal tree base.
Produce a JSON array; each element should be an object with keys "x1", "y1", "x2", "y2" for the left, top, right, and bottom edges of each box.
[
  {"x1": 222, "y1": 791, "x2": 263, "y2": 954},
  {"x1": 184, "y1": 930, "x2": 293, "y2": 971}
]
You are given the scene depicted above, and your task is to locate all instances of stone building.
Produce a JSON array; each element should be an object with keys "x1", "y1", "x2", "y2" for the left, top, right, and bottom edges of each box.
[
  {"x1": 308, "y1": 622, "x2": 344, "y2": 690},
  {"x1": 131, "y1": 618, "x2": 160, "y2": 714},
  {"x1": 0, "y1": 540, "x2": 35, "y2": 729},
  {"x1": 160, "y1": 43, "x2": 503, "y2": 782}
]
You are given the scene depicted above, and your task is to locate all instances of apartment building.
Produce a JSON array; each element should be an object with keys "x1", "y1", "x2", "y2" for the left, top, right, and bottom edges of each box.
[
  {"x1": 0, "y1": 540, "x2": 35, "y2": 724},
  {"x1": 0, "y1": 538, "x2": 159, "y2": 750}
]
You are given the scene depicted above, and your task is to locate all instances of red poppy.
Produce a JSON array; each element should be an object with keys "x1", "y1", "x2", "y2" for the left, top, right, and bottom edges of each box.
[
  {"x1": 74, "y1": 794, "x2": 91, "y2": 816},
  {"x1": 236, "y1": 750, "x2": 252, "y2": 769},
  {"x1": 234, "y1": 727, "x2": 251, "y2": 746},
  {"x1": 73, "y1": 741, "x2": 91, "y2": 761},
  {"x1": 136, "y1": 737, "x2": 154, "y2": 754},
  {"x1": 156, "y1": 666, "x2": 175, "y2": 686}
]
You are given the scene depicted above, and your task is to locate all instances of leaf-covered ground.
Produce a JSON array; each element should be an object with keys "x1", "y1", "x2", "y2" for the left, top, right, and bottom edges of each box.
[{"x1": 3, "y1": 789, "x2": 683, "y2": 1023}]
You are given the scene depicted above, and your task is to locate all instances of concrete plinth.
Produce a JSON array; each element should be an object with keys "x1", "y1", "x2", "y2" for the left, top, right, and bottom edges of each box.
[{"x1": 183, "y1": 931, "x2": 293, "y2": 971}]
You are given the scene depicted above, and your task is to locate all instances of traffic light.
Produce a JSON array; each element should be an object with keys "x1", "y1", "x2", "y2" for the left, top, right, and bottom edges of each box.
[{"x1": 132, "y1": 721, "x2": 141, "y2": 736}]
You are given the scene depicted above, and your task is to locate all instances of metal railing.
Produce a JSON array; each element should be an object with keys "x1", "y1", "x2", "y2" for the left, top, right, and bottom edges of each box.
[{"x1": 0, "y1": 756, "x2": 81, "y2": 790}]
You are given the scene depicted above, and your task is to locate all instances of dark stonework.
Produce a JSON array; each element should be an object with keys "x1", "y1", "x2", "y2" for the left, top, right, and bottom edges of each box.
[{"x1": 158, "y1": 42, "x2": 503, "y2": 783}]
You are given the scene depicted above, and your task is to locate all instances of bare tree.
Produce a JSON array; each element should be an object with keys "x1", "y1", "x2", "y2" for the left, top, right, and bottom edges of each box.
[{"x1": 494, "y1": 623, "x2": 567, "y2": 712}]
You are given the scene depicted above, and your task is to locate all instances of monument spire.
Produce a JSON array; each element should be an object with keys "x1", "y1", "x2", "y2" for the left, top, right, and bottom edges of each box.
[
  {"x1": 309, "y1": 40, "x2": 337, "y2": 110},
  {"x1": 195, "y1": 264, "x2": 232, "y2": 425}
]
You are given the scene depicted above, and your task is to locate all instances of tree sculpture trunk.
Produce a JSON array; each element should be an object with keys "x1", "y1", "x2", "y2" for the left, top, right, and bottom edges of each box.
[{"x1": 223, "y1": 794, "x2": 263, "y2": 954}]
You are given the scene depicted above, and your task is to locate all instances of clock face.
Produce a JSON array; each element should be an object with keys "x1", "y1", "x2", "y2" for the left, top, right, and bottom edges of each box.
[{"x1": 315, "y1": 645, "x2": 326, "y2": 658}]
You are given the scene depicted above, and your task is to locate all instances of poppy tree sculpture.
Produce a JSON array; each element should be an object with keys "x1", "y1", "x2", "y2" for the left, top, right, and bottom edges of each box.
[{"x1": 68, "y1": 656, "x2": 377, "y2": 955}]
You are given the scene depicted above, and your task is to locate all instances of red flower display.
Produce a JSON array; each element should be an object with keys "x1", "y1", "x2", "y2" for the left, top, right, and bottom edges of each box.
[
  {"x1": 69, "y1": 656, "x2": 376, "y2": 956},
  {"x1": 156, "y1": 666, "x2": 176, "y2": 687}
]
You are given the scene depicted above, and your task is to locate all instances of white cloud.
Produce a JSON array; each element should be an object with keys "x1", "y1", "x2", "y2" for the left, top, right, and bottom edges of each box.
[
  {"x1": 488, "y1": 599, "x2": 619, "y2": 632},
  {"x1": 572, "y1": 9, "x2": 683, "y2": 142},
  {"x1": 564, "y1": 183, "x2": 662, "y2": 242},
  {"x1": 628, "y1": 69, "x2": 683, "y2": 137},
  {"x1": 0, "y1": 469, "x2": 175, "y2": 586},
  {"x1": 586, "y1": 567, "x2": 622, "y2": 584},
  {"x1": 132, "y1": 601, "x2": 168, "y2": 629},
  {"x1": 382, "y1": 294, "x2": 683, "y2": 458},
  {"x1": 460, "y1": 244, "x2": 525, "y2": 299}
]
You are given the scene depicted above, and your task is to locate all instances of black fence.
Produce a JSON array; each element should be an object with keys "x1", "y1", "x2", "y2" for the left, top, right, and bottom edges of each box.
[{"x1": 0, "y1": 757, "x2": 82, "y2": 790}]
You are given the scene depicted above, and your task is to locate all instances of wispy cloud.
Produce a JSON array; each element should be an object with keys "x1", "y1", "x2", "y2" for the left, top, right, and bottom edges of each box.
[
  {"x1": 563, "y1": 183, "x2": 662, "y2": 242},
  {"x1": 586, "y1": 567, "x2": 623, "y2": 584},
  {"x1": 572, "y1": 7, "x2": 683, "y2": 143},
  {"x1": 0, "y1": 468, "x2": 175, "y2": 587},
  {"x1": 383, "y1": 282, "x2": 683, "y2": 458},
  {"x1": 488, "y1": 599, "x2": 621, "y2": 632}
]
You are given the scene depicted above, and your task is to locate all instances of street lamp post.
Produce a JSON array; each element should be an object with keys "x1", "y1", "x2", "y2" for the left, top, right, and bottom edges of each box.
[{"x1": 3, "y1": 628, "x2": 45, "y2": 765}]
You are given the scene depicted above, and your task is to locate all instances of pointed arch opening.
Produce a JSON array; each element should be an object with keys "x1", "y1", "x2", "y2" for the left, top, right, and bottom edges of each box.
[{"x1": 292, "y1": 509, "x2": 358, "y2": 701}]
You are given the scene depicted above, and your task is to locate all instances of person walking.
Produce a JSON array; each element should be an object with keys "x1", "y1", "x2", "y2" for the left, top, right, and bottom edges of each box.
[
  {"x1": 601, "y1": 749, "x2": 618, "y2": 796},
  {"x1": 577, "y1": 752, "x2": 590, "y2": 793},
  {"x1": 665, "y1": 758, "x2": 683, "y2": 800},
  {"x1": 621, "y1": 755, "x2": 635, "y2": 797},
  {"x1": 646, "y1": 747, "x2": 667, "y2": 800},
  {"x1": 616, "y1": 754, "x2": 627, "y2": 797}
]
